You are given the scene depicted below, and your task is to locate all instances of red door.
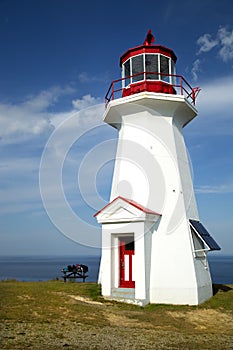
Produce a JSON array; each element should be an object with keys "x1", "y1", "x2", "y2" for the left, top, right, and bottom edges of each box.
[{"x1": 119, "y1": 237, "x2": 135, "y2": 288}]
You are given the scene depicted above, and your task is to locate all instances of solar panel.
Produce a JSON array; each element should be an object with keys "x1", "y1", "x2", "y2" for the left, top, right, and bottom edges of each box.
[{"x1": 190, "y1": 220, "x2": 221, "y2": 251}]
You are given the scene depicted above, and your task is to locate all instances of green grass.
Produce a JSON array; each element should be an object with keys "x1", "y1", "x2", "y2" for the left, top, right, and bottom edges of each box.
[
  {"x1": 0, "y1": 281, "x2": 103, "y2": 323},
  {"x1": 0, "y1": 281, "x2": 232, "y2": 349}
]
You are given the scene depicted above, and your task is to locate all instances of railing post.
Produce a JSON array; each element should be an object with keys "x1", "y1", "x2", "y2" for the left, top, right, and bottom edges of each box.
[
  {"x1": 112, "y1": 82, "x2": 114, "y2": 101},
  {"x1": 180, "y1": 76, "x2": 183, "y2": 96},
  {"x1": 192, "y1": 89, "x2": 195, "y2": 105}
]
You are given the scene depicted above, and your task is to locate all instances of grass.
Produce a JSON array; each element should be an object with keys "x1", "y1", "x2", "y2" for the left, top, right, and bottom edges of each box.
[{"x1": 0, "y1": 281, "x2": 232, "y2": 349}]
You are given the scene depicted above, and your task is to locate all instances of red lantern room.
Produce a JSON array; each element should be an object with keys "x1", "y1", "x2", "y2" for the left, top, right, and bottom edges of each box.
[
  {"x1": 105, "y1": 30, "x2": 200, "y2": 106},
  {"x1": 120, "y1": 30, "x2": 177, "y2": 97}
]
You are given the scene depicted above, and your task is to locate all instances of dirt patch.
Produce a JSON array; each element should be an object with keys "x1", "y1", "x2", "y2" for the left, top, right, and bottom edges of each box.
[
  {"x1": 104, "y1": 311, "x2": 140, "y2": 327},
  {"x1": 17, "y1": 294, "x2": 34, "y2": 301},
  {"x1": 67, "y1": 294, "x2": 104, "y2": 306},
  {"x1": 186, "y1": 309, "x2": 233, "y2": 332},
  {"x1": 167, "y1": 309, "x2": 233, "y2": 333},
  {"x1": 54, "y1": 291, "x2": 103, "y2": 306}
]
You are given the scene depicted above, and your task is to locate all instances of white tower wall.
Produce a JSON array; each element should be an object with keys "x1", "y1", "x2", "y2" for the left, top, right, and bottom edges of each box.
[
  {"x1": 102, "y1": 92, "x2": 213, "y2": 305},
  {"x1": 106, "y1": 93, "x2": 198, "y2": 217}
]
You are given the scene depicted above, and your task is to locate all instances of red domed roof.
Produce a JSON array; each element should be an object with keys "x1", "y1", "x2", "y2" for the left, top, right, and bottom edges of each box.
[{"x1": 120, "y1": 30, "x2": 177, "y2": 66}]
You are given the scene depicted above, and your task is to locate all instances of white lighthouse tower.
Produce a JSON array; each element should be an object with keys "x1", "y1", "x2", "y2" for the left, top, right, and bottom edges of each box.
[{"x1": 95, "y1": 30, "x2": 220, "y2": 306}]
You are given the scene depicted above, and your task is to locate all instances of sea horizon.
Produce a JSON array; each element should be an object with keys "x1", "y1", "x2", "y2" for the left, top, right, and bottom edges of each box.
[
  {"x1": 0, "y1": 252, "x2": 231, "y2": 258},
  {"x1": 0, "y1": 254, "x2": 232, "y2": 284}
]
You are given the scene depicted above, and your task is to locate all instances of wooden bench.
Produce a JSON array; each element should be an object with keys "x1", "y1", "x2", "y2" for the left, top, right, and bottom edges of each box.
[{"x1": 61, "y1": 264, "x2": 88, "y2": 283}]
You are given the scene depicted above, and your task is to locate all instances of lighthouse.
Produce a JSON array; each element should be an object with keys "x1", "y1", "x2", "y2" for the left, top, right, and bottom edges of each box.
[{"x1": 95, "y1": 30, "x2": 220, "y2": 306}]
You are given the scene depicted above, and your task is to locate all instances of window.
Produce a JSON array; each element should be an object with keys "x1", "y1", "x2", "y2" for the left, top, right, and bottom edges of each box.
[
  {"x1": 132, "y1": 55, "x2": 144, "y2": 83},
  {"x1": 123, "y1": 59, "x2": 130, "y2": 87},
  {"x1": 122, "y1": 53, "x2": 175, "y2": 87},
  {"x1": 160, "y1": 55, "x2": 169, "y2": 83},
  {"x1": 145, "y1": 54, "x2": 158, "y2": 80}
]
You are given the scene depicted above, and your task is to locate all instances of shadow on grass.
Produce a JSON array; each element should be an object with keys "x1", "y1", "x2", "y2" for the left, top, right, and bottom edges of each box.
[{"x1": 212, "y1": 283, "x2": 233, "y2": 295}]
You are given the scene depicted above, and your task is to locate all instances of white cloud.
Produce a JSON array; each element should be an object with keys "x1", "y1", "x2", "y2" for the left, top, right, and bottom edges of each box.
[
  {"x1": 0, "y1": 88, "x2": 102, "y2": 144},
  {"x1": 192, "y1": 26, "x2": 233, "y2": 80},
  {"x1": 72, "y1": 94, "x2": 101, "y2": 110},
  {"x1": 195, "y1": 184, "x2": 233, "y2": 194},
  {"x1": 218, "y1": 26, "x2": 233, "y2": 62},
  {"x1": 78, "y1": 71, "x2": 109, "y2": 84},
  {"x1": 0, "y1": 155, "x2": 42, "y2": 214},
  {"x1": 0, "y1": 87, "x2": 105, "y2": 218},
  {"x1": 23, "y1": 86, "x2": 74, "y2": 112},
  {"x1": 185, "y1": 75, "x2": 233, "y2": 136},
  {"x1": 197, "y1": 26, "x2": 233, "y2": 61},
  {"x1": 197, "y1": 75, "x2": 233, "y2": 112},
  {"x1": 0, "y1": 86, "x2": 72, "y2": 144},
  {"x1": 0, "y1": 156, "x2": 39, "y2": 174},
  {"x1": 197, "y1": 33, "x2": 218, "y2": 54},
  {"x1": 0, "y1": 103, "x2": 52, "y2": 141},
  {"x1": 191, "y1": 58, "x2": 201, "y2": 81}
]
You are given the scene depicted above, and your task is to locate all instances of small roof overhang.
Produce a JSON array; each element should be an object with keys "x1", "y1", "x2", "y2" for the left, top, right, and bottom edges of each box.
[{"x1": 94, "y1": 196, "x2": 161, "y2": 224}]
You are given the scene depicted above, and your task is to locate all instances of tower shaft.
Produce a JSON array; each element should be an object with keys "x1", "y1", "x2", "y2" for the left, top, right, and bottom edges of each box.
[{"x1": 95, "y1": 31, "x2": 220, "y2": 305}]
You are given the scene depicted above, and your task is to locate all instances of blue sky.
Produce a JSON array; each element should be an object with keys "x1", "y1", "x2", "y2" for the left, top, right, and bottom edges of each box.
[{"x1": 0, "y1": 0, "x2": 233, "y2": 256}]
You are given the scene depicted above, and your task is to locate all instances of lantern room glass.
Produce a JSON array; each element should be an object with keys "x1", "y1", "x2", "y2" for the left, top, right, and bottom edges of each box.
[
  {"x1": 122, "y1": 53, "x2": 175, "y2": 87},
  {"x1": 124, "y1": 60, "x2": 130, "y2": 87},
  {"x1": 160, "y1": 55, "x2": 169, "y2": 83},
  {"x1": 145, "y1": 54, "x2": 159, "y2": 80},
  {"x1": 132, "y1": 55, "x2": 144, "y2": 83}
]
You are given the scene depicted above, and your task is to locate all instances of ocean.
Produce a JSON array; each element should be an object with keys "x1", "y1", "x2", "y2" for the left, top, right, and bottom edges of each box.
[
  {"x1": 0, "y1": 255, "x2": 101, "y2": 282},
  {"x1": 0, "y1": 254, "x2": 232, "y2": 284}
]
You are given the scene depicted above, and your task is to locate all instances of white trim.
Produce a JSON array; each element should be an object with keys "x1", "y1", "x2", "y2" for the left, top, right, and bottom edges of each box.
[{"x1": 143, "y1": 53, "x2": 146, "y2": 81}]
